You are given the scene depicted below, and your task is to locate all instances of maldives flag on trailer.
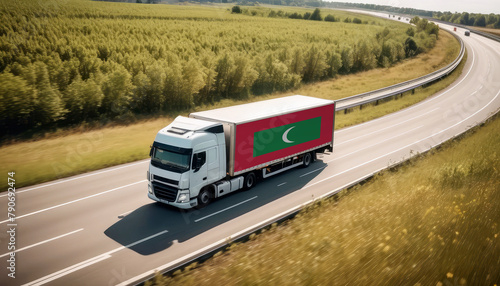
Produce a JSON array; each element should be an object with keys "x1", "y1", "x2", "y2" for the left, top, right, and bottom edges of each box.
[{"x1": 234, "y1": 104, "x2": 334, "y2": 173}]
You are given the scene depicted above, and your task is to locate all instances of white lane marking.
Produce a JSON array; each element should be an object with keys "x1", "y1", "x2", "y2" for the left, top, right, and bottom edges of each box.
[
  {"x1": 195, "y1": 196, "x2": 258, "y2": 223},
  {"x1": 0, "y1": 180, "x2": 147, "y2": 224},
  {"x1": 337, "y1": 45, "x2": 476, "y2": 134},
  {"x1": 23, "y1": 230, "x2": 168, "y2": 286},
  {"x1": 0, "y1": 229, "x2": 84, "y2": 258},
  {"x1": 118, "y1": 209, "x2": 134, "y2": 219},
  {"x1": 336, "y1": 109, "x2": 437, "y2": 146},
  {"x1": 0, "y1": 160, "x2": 149, "y2": 198},
  {"x1": 277, "y1": 182, "x2": 287, "y2": 187},
  {"x1": 328, "y1": 125, "x2": 423, "y2": 163},
  {"x1": 25, "y1": 255, "x2": 112, "y2": 286},
  {"x1": 300, "y1": 166, "x2": 327, "y2": 177}
]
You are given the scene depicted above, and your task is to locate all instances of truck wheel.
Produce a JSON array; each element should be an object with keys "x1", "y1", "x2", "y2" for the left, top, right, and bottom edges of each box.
[
  {"x1": 196, "y1": 187, "x2": 212, "y2": 209},
  {"x1": 302, "y1": 152, "x2": 313, "y2": 168},
  {"x1": 244, "y1": 172, "x2": 257, "y2": 190}
]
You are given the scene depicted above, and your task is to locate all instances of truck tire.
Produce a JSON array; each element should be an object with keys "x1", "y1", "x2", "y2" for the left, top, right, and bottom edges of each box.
[
  {"x1": 302, "y1": 152, "x2": 313, "y2": 168},
  {"x1": 196, "y1": 187, "x2": 212, "y2": 209},
  {"x1": 244, "y1": 172, "x2": 257, "y2": 190}
]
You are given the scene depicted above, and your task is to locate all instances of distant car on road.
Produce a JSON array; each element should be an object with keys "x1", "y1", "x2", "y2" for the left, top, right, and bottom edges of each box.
[{"x1": 465, "y1": 30, "x2": 470, "y2": 36}]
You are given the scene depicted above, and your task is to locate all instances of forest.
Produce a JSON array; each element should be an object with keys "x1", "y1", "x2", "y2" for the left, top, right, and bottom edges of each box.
[
  {"x1": 434, "y1": 11, "x2": 500, "y2": 28},
  {"x1": 0, "y1": 0, "x2": 439, "y2": 137}
]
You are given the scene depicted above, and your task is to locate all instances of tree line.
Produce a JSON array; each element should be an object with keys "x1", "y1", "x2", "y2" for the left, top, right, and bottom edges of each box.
[
  {"x1": 0, "y1": 1, "x2": 439, "y2": 137},
  {"x1": 434, "y1": 12, "x2": 500, "y2": 28}
]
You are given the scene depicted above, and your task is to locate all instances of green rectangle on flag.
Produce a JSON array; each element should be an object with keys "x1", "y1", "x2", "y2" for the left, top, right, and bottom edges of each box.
[{"x1": 253, "y1": 117, "x2": 322, "y2": 157}]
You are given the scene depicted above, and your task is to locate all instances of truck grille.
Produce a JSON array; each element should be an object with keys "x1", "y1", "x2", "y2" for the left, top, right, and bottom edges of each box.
[
  {"x1": 153, "y1": 175, "x2": 179, "y2": 186},
  {"x1": 152, "y1": 181, "x2": 178, "y2": 202}
]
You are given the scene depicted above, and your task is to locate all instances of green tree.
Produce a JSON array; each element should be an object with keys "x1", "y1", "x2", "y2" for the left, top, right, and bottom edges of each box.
[
  {"x1": 460, "y1": 12, "x2": 469, "y2": 25},
  {"x1": 309, "y1": 8, "x2": 322, "y2": 21},
  {"x1": 30, "y1": 62, "x2": 67, "y2": 126},
  {"x1": 226, "y1": 55, "x2": 257, "y2": 97},
  {"x1": 302, "y1": 45, "x2": 327, "y2": 82},
  {"x1": 325, "y1": 50, "x2": 342, "y2": 77},
  {"x1": 486, "y1": 14, "x2": 497, "y2": 26},
  {"x1": 340, "y1": 46, "x2": 354, "y2": 73},
  {"x1": 131, "y1": 62, "x2": 166, "y2": 113},
  {"x1": 474, "y1": 15, "x2": 486, "y2": 27},
  {"x1": 163, "y1": 63, "x2": 185, "y2": 110},
  {"x1": 404, "y1": 37, "x2": 418, "y2": 57},
  {"x1": 324, "y1": 14, "x2": 337, "y2": 22},
  {"x1": 101, "y1": 66, "x2": 133, "y2": 116},
  {"x1": 289, "y1": 47, "x2": 305, "y2": 76},
  {"x1": 214, "y1": 54, "x2": 233, "y2": 98},
  {"x1": 231, "y1": 6, "x2": 242, "y2": 14},
  {"x1": 64, "y1": 76, "x2": 103, "y2": 121},
  {"x1": 406, "y1": 27, "x2": 415, "y2": 37},
  {"x1": 181, "y1": 59, "x2": 205, "y2": 105},
  {"x1": 353, "y1": 40, "x2": 377, "y2": 71},
  {"x1": 425, "y1": 22, "x2": 439, "y2": 39},
  {"x1": 198, "y1": 54, "x2": 218, "y2": 104},
  {"x1": 0, "y1": 72, "x2": 34, "y2": 132}
]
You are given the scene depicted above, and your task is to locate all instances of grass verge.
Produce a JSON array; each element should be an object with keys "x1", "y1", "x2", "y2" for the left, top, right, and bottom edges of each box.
[
  {"x1": 147, "y1": 108, "x2": 500, "y2": 286},
  {"x1": 0, "y1": 29, "x2": 461, "y2": 190},
  {"x1": 471, "y1": 26, "x2": 500, "y2": 37}
]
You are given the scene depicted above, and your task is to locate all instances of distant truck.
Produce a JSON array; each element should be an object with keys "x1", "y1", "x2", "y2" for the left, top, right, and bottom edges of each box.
[
  {"x1": 147, "y1": 95, "x2": 335, "y2": 209},
  {"x1": 465, "y1": 30, "x2": 470, "y2": 36}
]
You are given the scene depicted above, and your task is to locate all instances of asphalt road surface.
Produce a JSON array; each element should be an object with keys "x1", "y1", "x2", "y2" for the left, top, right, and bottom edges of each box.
[{"x1": 1, "y1": 22, "x2": 499, "y2": 286}]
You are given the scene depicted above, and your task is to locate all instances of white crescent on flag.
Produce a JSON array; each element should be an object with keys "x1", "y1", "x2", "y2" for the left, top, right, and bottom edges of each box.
[{"x1": 282, "y1": 126, "x2": 295, "y2": 143}]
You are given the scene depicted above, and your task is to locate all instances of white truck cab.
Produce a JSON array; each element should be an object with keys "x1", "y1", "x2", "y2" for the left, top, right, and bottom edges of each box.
[{"x1": 147, "y1": 116, "x2": 227, "y2": 209}]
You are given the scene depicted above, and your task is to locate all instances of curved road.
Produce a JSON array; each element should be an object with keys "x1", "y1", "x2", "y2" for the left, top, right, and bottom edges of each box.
[{"x1": 1, "y1": 23, "x2": 499, "y2": 286}]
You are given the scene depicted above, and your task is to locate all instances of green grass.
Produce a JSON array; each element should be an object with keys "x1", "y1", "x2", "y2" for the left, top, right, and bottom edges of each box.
[
  {"x1": 147, "y1": 104, "x2": 500, "y2": 286},
  {"x1": 0, "y1": 27, "x2": 461, "y2": 190}
]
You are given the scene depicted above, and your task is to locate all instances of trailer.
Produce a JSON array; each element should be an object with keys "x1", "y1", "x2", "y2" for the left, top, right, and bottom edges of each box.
[{"x1": 147, "y1": 95, "x2": 335, "y2": 209}]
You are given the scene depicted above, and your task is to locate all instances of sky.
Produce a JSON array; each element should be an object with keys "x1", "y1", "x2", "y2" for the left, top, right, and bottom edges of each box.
[{"x1": 324, "y1": 0, "x2": 500, "y2": 15}]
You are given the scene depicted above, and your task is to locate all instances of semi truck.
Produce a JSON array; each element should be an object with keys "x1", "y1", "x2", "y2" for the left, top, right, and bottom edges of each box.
[{"x1": 147, "y1": 95, "x2": 335, "y2": 209}]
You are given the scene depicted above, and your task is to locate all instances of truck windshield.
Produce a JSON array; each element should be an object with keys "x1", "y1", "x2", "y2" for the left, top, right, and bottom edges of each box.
[{"x1": 151, "y1": 146, "x2": 192, "y2": 173}]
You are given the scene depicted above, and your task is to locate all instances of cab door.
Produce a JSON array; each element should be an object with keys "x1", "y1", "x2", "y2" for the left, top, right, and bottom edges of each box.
[
  {"x1": 190, "y1": 151, "x2": 208, "y2": 196},
  {"x1": 206, "y1": 147, "x2": 219, "y2": 183}
]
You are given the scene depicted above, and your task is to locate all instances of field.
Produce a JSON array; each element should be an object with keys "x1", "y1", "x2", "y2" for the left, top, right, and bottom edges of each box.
[
  {"x1": 471, "y1": 26, "x2": 500, "y2": 37},
  {"x1": 0, "y1": 23, "x2": 460, "y2": 190},
  {"x1": 0, "y1": 0, "x2": 439, "y2": 136},
  {"x1": 148, "y1": 106, "x2": 500, "y2": 286}
]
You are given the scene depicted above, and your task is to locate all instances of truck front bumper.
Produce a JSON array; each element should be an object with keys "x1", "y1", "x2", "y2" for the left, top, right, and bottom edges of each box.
[{"x1": 147, "y1": 192, "x2": 197, "y2": 209}]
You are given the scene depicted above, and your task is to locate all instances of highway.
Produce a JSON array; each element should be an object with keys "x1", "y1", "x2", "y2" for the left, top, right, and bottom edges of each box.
[{"x1": 1, "y1": 23, "x2": 500, "y2": 286}]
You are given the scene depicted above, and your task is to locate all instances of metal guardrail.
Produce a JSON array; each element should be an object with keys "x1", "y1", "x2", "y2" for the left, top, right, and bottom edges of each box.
[
  {"x1": 336, "y1": 29, "x2": 465, "y2": 111},
  {"x1": 428, "y1": 17, "x2": 500, "y2": 43}
]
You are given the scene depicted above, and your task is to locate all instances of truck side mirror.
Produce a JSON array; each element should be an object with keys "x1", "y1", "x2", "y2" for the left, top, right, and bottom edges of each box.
[{"x1": 149, "y1": 145, "x2": 153, "y2": 157}]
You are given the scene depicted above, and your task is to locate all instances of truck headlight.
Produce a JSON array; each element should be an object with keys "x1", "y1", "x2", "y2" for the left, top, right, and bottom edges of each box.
[
  {"x1": 148, "y1": 184, "x2": 153, "y2": 194},
  {"x1": 178, "y1": 193, "x2": 189, "y2": 203}
]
